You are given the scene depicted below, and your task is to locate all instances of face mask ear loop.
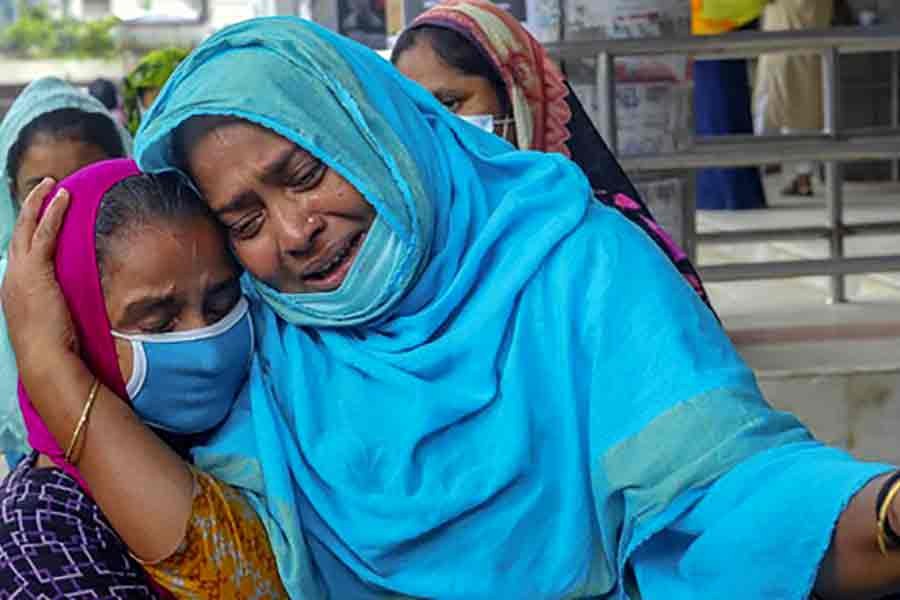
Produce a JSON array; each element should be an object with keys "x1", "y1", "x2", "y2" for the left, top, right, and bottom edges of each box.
[
  {"x1": 497, "y1": 115, "x2": 515, "y2": 143},
  {"x1": 124, "y1": 338, "x2": 147, "y2": 401}
]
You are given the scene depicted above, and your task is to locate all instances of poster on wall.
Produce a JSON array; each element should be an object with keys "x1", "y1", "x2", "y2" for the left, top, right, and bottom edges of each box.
[
  {"x1": 400, "y1": 0, "x2": 525, "y2": 25},
  {"x1": 385, "y1": 0, "x2": 526, "y2": 47},
  {"x1": 565, "y1": 0, "x2": 691, "y2": 38}
]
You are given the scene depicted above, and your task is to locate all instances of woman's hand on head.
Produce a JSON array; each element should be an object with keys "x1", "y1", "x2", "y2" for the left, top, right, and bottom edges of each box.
[{"x1": 1, "y1": 177, "x2": 78, "y2": 373}]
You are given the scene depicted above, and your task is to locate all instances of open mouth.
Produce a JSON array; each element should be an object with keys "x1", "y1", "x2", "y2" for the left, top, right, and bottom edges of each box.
[{"x1": 302, "y1": 231, "x2": 366, "y2": 291}]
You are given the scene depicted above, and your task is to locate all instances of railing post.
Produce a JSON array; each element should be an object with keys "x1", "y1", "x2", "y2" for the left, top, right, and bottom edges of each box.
[
  {"x1": 892, "y1": 50, "x2": 899, "y2": 181},
  {"x1": 683, "y1": 170, "x2": 698, "y2": 263},
  {"x1": 822, "y1": 47, "x2": 846, "y2": 303},
  {"x1": 597, "y1": 51, "x2": 617, "y2": 155}
]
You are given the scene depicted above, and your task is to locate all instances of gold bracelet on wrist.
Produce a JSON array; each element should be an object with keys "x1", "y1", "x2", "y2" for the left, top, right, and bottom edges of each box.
[
  {"x1": 64, "y1": 377, "x2": 100, "y2": 464},
  {"x1": 876, "y1": 471, "x2": 900, "y2": 556}
]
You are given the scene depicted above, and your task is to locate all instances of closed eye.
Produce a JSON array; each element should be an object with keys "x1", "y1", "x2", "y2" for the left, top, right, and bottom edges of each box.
[
  {"x1": 204, "y1": 278, "x2": 242, "y2": 323},
  {"x1": 141, "y1": 315, "x2": 178, "y2": 334},
  {"x1": 228, "y1": 211, "x2": 264, "y2": 241},
  {"x1": 135, "y1": 305, "x2": 180, "y2": 334},
  {"x1": 120, "y1": 297, "x2": 180, "y2": 335},
  {"x1": 288, "y1": 159, "x2": 327, "y2": 190}
]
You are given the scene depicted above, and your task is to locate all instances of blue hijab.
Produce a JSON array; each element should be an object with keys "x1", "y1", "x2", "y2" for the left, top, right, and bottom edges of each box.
[
  {"x1": 0, "y1": 77, "x2": 131, "y2": 461},
  {"x1": 136, "y1": 18, "x2": 891, "y2": 599}
]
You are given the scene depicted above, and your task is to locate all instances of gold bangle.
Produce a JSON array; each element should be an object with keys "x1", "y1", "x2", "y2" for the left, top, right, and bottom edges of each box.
[
  {"x1": 65, "y1": 377, "x2": 100, "y2": 464},
  {"x1": 877, "y1": 475, "x2": 900, "y2": 556}
]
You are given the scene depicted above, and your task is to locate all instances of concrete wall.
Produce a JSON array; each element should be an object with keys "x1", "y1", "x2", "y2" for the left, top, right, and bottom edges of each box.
[
  {"x1": 761, "y1": 369, "x2": 900, "y2": 464},
  {"x1": 739, "y1": 333, "x2": 900, "y2": 465}
]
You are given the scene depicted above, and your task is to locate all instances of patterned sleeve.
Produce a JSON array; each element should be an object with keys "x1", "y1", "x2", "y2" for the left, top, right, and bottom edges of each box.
[{"x1": 139, "y1": 468, "x2": 288, "y2": 599}]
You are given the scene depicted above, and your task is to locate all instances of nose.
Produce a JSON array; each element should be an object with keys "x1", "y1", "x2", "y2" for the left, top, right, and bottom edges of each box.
[{"x1": 270, "y1": 201, "x2": 325, "y2": 259}]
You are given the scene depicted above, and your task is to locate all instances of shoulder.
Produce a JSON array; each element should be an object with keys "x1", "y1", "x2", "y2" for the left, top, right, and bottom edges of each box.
[
  {"x1": 538, "y1": 202, "x2": 725, "y2": 349},
  {"x1": 546, "y1": 202, "x2": 694, "y2": 297}
]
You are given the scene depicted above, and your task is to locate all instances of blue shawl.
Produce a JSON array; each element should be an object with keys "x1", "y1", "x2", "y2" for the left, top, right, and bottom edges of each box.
[{"x1": 135, "y1": 17, "x2": 891, "y2": 599}]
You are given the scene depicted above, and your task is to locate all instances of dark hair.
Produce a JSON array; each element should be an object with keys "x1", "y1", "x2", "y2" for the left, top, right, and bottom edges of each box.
[
  {"x1": 391, "y1": 25, "x2": 510, "y2": 113},
  {"x1": 95, "y1": 172, "x2": 214, "y2": 285},
  {"x1": 6, "y1": 108, "x2": 126, "y2": 197},
  {"x1": 88, "y1": 78, "x2": 119, "y2": 110}
]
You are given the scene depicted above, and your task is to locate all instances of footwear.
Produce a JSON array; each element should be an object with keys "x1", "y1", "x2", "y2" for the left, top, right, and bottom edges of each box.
[{"x1": 781, "y1": 174, "x2": 813, "y2": 197}]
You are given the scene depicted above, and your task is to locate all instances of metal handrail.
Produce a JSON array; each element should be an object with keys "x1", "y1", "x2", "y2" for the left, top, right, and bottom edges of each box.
[
  {"x1": 546, "y1": 26, "x2": 900, "y2": 302},
  {"x1": 545, "y1": 25, "x2": 900, "y2": 60},
  {"x1": 620, "y1": 131, "x2": 900, "y2": 171},
  {"x1": 701, "y1": 256, "x2": 900, "y2": 282}
]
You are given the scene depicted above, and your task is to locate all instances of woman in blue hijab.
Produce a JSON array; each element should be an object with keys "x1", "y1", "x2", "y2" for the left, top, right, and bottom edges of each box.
[{"x1": 8, "y1": 17, "x2": 900, "y2": 600}]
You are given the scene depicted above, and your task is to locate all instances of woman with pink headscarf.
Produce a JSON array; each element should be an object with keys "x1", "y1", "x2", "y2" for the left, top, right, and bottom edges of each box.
[{"x1": 0, "y1": 161, "x2": 286, "y2": 598}]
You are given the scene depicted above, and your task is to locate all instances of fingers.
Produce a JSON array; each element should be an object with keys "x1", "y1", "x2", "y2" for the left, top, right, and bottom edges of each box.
[
  {"x1": 33, "y1": 189, "x2": 69, "y2": 262},
  {"x1": 8, "y1": 178, "x2": 55, "y2": 258}
]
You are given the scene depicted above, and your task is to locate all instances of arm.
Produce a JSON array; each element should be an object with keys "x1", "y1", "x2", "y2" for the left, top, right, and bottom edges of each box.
[
  {"x1": 1, "y1": 180, "x2": 193, "y2": 562},
  {"x1": 816, "y1": 474, "x2": 900, "y2": 599},
  {"x1": 572, "y1": 206, "x2": 900, "y2": 600}
]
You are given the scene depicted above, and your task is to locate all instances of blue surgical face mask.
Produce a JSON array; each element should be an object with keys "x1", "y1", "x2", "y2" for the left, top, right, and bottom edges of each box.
[
  {"x1": 254, "y1": 215, "x2": 418, "y2": 328},
  {"x1": 111, "y1": 297, "x2": 254, "y2": 434}
]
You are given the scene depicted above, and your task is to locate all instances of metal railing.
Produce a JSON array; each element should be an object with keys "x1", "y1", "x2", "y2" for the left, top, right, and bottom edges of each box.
[{"x1": 547, "y1": 25, "x2": 900, "y2": 303}]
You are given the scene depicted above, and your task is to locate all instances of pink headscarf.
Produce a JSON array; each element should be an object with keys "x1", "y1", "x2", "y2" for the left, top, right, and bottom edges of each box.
[{"x1": 18, "y1": 159, "x2": 140, "y2": 490}]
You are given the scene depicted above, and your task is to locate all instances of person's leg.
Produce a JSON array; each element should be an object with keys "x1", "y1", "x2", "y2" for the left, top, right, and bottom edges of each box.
[
  {"x1": 780, "y1": 127, "x2": 818, "y2": 196},
  {"x1": 694, "y1": 57, "x2": 767, "y2": 210},
  {"x1": 0, "y1": 454, "x2": 159, "y2": 597},
  {"x1": 764, "y1": 0, "x2": 833, "y2": 195}
]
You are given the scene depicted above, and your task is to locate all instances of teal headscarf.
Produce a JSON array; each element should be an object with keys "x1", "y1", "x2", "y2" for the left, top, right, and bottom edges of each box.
[
  {"x1": 0, "y1": 77, "x2": 131, "y2": 460},
  {"x1": 137, "y1": 18, "x2": 891, "y2": 599}
]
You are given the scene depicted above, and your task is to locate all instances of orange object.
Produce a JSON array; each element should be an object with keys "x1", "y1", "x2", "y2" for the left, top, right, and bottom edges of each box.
[{"x1": 691, "y1": 0, "x2": 738, "y2": 35}]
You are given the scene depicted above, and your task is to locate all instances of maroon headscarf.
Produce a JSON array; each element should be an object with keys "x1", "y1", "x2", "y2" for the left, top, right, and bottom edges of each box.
[{"x1": 411, "y1": 0, "x2": 573, "y2": 156}]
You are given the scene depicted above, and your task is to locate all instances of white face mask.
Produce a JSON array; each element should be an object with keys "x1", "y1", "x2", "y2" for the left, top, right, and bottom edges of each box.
[
  {"x1": 458, "y1": 113, "x2": 516, "y2": 141},
  {"x1": 459, "y1": 113, "x2": 495, "y2": 132}
]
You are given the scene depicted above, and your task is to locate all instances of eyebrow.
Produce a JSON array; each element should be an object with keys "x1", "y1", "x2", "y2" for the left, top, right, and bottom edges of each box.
[
  {"x1": 121, "y1": 295, "x2": 177, "y2": 324},
  {"x1": 215, "y1": 146, "x2": 297, "y2": 218},
  {"x1": 431, "y1": 87, "x2": 463, "y2": 98}
]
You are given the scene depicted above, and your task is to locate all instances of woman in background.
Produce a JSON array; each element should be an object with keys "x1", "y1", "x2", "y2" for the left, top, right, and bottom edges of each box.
[
  {"x1": 88, "y1": 77, "x2": 126, "y2": 127},
  {"x1": 123, "y1": 47, "x2": 190, "y2": 136},
  {"x1": 691, "y1": 0, "x2": 767, "y2": 209},
  {"x1": 393, "y1": 0, "x2": 711, "y2": 306},
  {"x1": 754, "y1": 0, "x2": 834, "y2": 196}
]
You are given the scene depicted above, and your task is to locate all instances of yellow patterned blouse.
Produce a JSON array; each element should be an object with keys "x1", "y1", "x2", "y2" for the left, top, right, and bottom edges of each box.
[{"x1": 140, "y1": 469, "x2": 288, "y2": 599}]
